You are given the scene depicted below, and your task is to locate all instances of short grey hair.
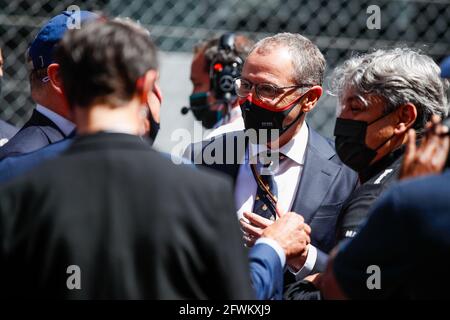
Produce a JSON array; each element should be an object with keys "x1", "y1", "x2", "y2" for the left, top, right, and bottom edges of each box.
[
  {"x1": 330, "y1": 48, "x2": 449, "y2": 133},
  {"x1": 249, "y1": 32, "x2": 326, "y2": 86}
]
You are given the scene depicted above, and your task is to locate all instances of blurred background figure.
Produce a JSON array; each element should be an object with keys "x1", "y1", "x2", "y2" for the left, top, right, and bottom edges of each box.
[
  {"x1": 0, "y1": 47, "x2": 18, "y2": 146},
  {"x1": 184, "y1": 33, "x2": 254, "y2": 138}
]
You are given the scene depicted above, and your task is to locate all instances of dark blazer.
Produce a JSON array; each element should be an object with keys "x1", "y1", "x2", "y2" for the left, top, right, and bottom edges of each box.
[
  {"x1": 0, "y1": 109, "x2": 66, "y2": 159},
  {"x1": 185, "y1": 127, "x2": 358, "y2": 274},
  {"x1": 0, "y1": 132, "x2": 254, "y2": 299},
  {"x1": 0, "y1": 119, "x2": 18, "y2": 142}
]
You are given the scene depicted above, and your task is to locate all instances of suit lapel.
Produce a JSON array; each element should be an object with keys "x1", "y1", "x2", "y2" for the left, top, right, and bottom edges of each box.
[{"x1": 291, "y1": 128, "x2": 341, "y2": 223}]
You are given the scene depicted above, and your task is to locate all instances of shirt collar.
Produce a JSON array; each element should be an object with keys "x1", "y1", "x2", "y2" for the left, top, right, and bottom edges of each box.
[
  {"x1": 249, "y1": 122, "x2": 309, "y2": 165},
  {"x1": 36, "y1": 104, "x2": 76, "y2": 137},
  {"x1": 228, "y1": 106, "x2": 242, "y2": 122}
]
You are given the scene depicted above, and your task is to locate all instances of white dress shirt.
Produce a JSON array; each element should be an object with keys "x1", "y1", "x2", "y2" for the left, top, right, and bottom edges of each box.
[
  {"x1": 36, "y1": 104, "x2": 75, "y2": 136},
  {"x1": 235, "y1": 123, "x2": 317, "y2": 280}
]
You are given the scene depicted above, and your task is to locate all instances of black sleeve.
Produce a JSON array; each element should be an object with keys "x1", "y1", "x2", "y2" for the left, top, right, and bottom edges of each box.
[
  {"x1": 332, "y1": 187, "x2": 412, "y2": 299},
  {"x1": 207, "y1": 176, "x2": 255, "y2": 299},
  {"x1": 336, "y1": 194, "x2": 379, "y2": 243},
  {"x1": 283, "y1": 280, "x2": 321, "y2": 300}
]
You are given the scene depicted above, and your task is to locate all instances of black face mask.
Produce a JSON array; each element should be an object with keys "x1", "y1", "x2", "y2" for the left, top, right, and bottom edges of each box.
[
  {"x1": 0, "y1": 77, "x2": 2, "y2": 96},
  {"x1": 189, "y1": 92, "x2": 222, "y2": 129},
  {"x1": 240, "y1": 95, "x2": 305, "y2": 142},
  {"x1": 334, "y1": 112, "x2": 395, "y2": 172},
  {"x1": 148, "y1": 110, "x2": 160, "y2": 144}
]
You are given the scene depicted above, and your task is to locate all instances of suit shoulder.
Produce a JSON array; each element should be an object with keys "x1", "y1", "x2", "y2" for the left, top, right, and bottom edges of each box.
[
  {"x1": 307, "y1": 128, "x2": 335, "y2": 156},
  {"x1": 0, "y1": 126, "x2": 49, "y2": 155},
  {"x1": 164, "y1": 152, "x2": 234, "y2": 192},
  {"x1": 184, "y1": 131, "x2": 245, "y2": 162},
  {"x1": 392, "y1": 170, "x2": 450, "y2": 200}
]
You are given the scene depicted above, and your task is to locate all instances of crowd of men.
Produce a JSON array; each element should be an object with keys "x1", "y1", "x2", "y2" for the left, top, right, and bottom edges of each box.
[{"x1": 0, "y1": 10, "x2": 449, "y2": 299}]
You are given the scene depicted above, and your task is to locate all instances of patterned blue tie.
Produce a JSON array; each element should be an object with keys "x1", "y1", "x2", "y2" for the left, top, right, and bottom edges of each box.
[{"x1": 252, "y1": 154, "x2": 285, "y2": 220}]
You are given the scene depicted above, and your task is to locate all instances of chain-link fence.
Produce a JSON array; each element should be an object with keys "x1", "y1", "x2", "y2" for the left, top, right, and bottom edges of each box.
[{"x1": 2, "y1": 0, "x2": 450, "y2": 140}]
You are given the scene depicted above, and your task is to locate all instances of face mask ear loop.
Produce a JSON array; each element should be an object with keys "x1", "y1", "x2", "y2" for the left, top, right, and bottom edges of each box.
[
  {"x1": 367, "y1": 110, "x2": 396, "y2": 151},
  {"x1": 280, "y1": 91, "x2": 309, "y2": 132},
  {"x1": 368, "y1": 110, "x2": 391, "y2": 126}
]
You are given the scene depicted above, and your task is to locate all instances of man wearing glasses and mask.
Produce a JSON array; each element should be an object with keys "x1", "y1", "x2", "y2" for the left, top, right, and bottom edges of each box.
[{"x1": 185, "y1": 33, "x2": 358, "y2": 286}]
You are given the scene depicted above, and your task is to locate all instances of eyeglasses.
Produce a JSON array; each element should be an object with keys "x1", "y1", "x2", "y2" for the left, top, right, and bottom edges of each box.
[{"x1": 234, "y1": 78, "x2": 312, "y2": 101}]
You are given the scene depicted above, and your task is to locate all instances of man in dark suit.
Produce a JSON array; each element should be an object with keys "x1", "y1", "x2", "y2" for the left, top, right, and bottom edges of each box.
[
  {"x1": 185, "y1": 33, "x2": 358, "y2": 283},
  {"x1": 0, "y1": 11, "x2": 97, "y2": 160},
  {"x1": 0, "y1": 18, "x2": 315, "y2": 300}
]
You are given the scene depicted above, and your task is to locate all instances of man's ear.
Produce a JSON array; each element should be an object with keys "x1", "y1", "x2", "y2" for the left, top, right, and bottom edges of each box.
[
  {"x1": 394, "y1": 103, "x2": 417, "y2": 135},
  {"x1": 138, "y1": 70, "x2": 157, "y2": 105},
  {"x1": 301, "y1": 86, "x2": 323, "y2": 113},
  {"x1": 47, "y1": 63, "x2": 63, "y2": 94}
]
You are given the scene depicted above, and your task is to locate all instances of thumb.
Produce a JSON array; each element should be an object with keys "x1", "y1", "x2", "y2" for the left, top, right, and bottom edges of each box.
[{"x1": 276, "y1": 203, "x2": 285, "y2": 218}]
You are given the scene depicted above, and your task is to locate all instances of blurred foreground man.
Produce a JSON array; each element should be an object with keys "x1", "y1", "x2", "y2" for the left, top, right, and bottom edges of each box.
[
  {"x1": 0, "y1": 19, "x2": 256, "y2": 299},
  {"x1": 0, "y1": 20, "x2": 314, "y2": 300}
]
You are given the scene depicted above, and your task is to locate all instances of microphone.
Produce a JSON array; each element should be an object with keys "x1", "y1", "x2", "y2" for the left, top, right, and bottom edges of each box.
[
  {"x1": 181, "y1": 106, "x2": 191, "y2": 115},
  {"x1": 181, "y1": 105, "x2": 205, "y2": 115}
]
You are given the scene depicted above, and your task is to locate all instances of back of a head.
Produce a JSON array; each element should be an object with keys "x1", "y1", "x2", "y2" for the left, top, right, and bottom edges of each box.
[
  {"x1": 55, "y1": 19, "x2": 158, "y2": 110},
  {"x1": 330, "y1": 48, "x2": 449, "y2": 133}
]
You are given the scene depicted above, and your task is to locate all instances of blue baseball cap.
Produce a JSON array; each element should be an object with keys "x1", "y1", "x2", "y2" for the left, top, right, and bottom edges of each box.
[
  {"x1": 28, "y1": 10, "x2": 98, "y2": 70},
  {"x1": 440, "y1": 55, "x2": 450, "y2": 78}
]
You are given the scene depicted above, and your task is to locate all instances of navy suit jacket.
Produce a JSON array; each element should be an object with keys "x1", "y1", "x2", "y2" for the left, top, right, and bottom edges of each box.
[
  {"x1": 185, "y1": 127, "x2": 358, "y2": 274},
  {"x1": 0, "y1": 109, "x2": 66, "y2": 160}
]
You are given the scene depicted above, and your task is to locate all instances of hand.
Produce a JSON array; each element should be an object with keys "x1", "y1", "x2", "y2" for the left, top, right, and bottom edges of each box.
[
  {"x1": 287, "y1": 244, "x2": 309, "y2": 271},
  {"x1": 400, "y1": 115, "x2": 450, "y2": 180},
  {"x1": 304, "y1": 273, "x2": 323, "y2": 288},
  {"x1": 261, "y1": 211, "x2": 311, "y2": 261},
  {"x1": 240, "y1": 211, "x2": 274, "y2": 247},
  {"x1": 240, "y1": 205, "x2": 284, "y2": 247}
]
